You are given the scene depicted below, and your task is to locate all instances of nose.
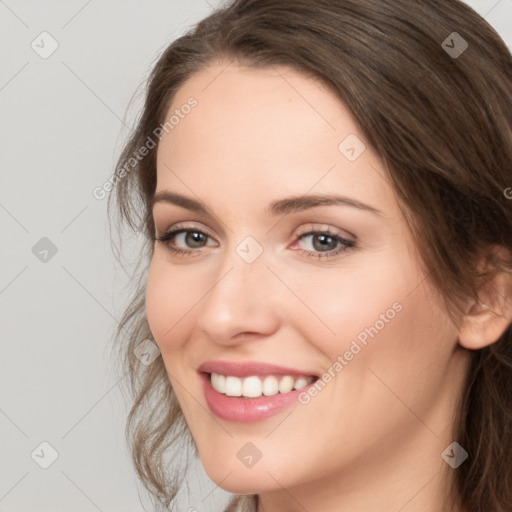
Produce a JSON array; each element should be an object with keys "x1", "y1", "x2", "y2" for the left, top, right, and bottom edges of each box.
[{"x1": 196, "y1": 249, "x2": 281, "y2": 346}]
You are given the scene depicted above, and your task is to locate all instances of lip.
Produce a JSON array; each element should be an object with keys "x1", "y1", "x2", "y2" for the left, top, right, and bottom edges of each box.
[
  {"x1": 198, "y1": 360, "x2": 319, "y2": 378},
  {"x1": 198, "y1": 360, "x2": 319, "y2": 423}
]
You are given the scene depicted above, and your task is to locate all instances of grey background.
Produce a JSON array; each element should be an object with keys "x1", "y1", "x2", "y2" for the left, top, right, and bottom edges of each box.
[{"x1": 1, "y1": 1, "x2": 511, "y2": 511}]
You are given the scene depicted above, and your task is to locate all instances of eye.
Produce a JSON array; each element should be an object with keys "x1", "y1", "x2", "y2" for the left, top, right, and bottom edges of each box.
[
  {"x1": 290, "y1": 228, "x2": 355, "y2": 260},
  {"x1": 154, "y1": 224, "x2": 217, "y2": 257},
  {"x1": 154, "y1": 223, "x2": 356, "y2": 261}
]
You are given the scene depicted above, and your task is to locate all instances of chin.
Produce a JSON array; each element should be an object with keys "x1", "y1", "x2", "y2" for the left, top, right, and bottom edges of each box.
[{"x1": 201, "y1": 461, "x2": 282, "y2": 494}]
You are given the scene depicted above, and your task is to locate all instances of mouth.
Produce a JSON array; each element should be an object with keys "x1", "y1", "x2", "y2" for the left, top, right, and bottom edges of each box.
[
  {"x1": 199, "y1": 369, "x2": 320, "y2": 423},
  {"x1": 204, "y1": 372, "x2": 318, "y2": 398}
]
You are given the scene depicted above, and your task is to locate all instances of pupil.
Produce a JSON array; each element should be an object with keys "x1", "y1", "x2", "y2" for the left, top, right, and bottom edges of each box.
[
  {"x1": 186, "y1": 231, "x2": 205, "y2": 248},
  {"x1": 313, "y1": 234, "x2": 336, "y2": 252}
]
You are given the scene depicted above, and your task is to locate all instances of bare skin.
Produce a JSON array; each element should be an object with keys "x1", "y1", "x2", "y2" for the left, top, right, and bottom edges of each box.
[{"x1": 146, "y1": 61, "x2": 510, "y2": 512}]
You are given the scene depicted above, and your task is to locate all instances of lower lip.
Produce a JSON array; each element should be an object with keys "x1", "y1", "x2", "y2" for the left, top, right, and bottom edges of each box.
[{"x1": 200, "y1": 372, "x2": 317, "y2": 423}]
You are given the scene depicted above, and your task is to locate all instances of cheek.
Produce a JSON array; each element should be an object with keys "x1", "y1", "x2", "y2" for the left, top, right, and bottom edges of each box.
[
  {"x1": 285, "y1": 246, "x2": 455, "y2": 384},
  {"x1": 145, "y1": 258, "x2": 196, "y2": 353},
  {"x1": 283, "y1": 252, "x2": 413, "y2": 355}
]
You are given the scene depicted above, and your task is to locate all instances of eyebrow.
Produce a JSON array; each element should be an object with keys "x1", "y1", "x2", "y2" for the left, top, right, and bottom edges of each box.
[{"x1": 151, "y1": 191, "x2": 384, "y2": 217}]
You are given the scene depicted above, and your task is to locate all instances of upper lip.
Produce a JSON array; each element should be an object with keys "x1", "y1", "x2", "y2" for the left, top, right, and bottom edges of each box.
[{"x1": 198, "y1": 360, "x2": 319, "y2": 378}]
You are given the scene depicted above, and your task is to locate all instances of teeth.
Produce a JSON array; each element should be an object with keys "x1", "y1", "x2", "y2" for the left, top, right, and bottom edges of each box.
[
  {"x1": 225, "y1": 375, "x2": 242, "y2": 396},
  {"x1": 278, "y1": 375, "x2": 294, "y2": 393},
  {"x1": 242, "y1": 376, "x2": 262, "y2": 398},
  {"x1": 262, "y1": 375, "x2": 279, "y2": 396},
  {"x1": 293, "y1": 376, "x2": 309, "y2": 390},
  {"x1": 211, "y1": 372, "x2": 226, "y2": 393},
  {"x1": 210, "y1": 373, "x2": 315, "y2": 398}
]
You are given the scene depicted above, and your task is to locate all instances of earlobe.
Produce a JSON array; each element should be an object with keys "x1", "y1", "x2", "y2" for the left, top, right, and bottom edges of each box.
[{"x1": 458, "y1": 270, "x2": 512, "y2": 350}]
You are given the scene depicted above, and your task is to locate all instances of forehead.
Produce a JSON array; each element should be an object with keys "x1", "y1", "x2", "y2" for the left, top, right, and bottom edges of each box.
[
  {"x1": 154, "y1": 62, "x2": 398, "y2": 219},
  {"x1": 159, "y1": 62, "x2": 354, "y2": 161}
]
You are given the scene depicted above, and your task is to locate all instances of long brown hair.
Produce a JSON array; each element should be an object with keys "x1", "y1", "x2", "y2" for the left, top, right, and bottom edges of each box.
[{"x1": 108, "y1": 1, "x2": 512, "y2": 510}]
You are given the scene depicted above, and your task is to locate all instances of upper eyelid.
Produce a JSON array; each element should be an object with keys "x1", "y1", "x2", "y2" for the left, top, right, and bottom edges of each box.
[
  {"x1": 158, "y1": 221, "x2": 215, "y2": 237},
  {"x1": 159, "y1": 222, "x2": 351, "y2": 237},
  {"x1": 153, "y1": 204, "x2": 360, "y2": 235},
  {"x1": 159, "y1": 223, "x2": 354, "y2": 248}
]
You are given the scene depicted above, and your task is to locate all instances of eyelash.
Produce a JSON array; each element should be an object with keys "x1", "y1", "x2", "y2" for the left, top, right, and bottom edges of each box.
[{"x1": 154, "y1": 223, "x2": 356, "y2": 260}]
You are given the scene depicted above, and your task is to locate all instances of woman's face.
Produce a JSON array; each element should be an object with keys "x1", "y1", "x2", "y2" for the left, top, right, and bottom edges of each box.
[{"x1": 146, "y1": 62, "x2": 470, "y2": 501}]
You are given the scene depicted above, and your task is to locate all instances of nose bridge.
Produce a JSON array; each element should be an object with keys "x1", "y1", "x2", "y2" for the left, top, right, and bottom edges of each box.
[{"x1": 197, "y1": 241, "x2": 280, "y2": 342}]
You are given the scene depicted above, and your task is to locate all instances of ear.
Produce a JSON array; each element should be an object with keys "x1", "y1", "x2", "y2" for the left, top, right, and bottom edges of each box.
[{"x1": 458, "y1": 247, "x2": 512, "y2": 350}]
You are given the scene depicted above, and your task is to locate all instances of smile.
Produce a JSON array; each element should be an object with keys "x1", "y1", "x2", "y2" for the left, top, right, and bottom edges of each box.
[{"x1": 210, "y1": 372, "x2": 316, "y2": 398}]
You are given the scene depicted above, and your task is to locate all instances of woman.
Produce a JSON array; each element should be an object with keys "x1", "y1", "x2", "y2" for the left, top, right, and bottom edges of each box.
[{"x1": 108, "y1": 1, "x2": 512, "y2": 510}]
